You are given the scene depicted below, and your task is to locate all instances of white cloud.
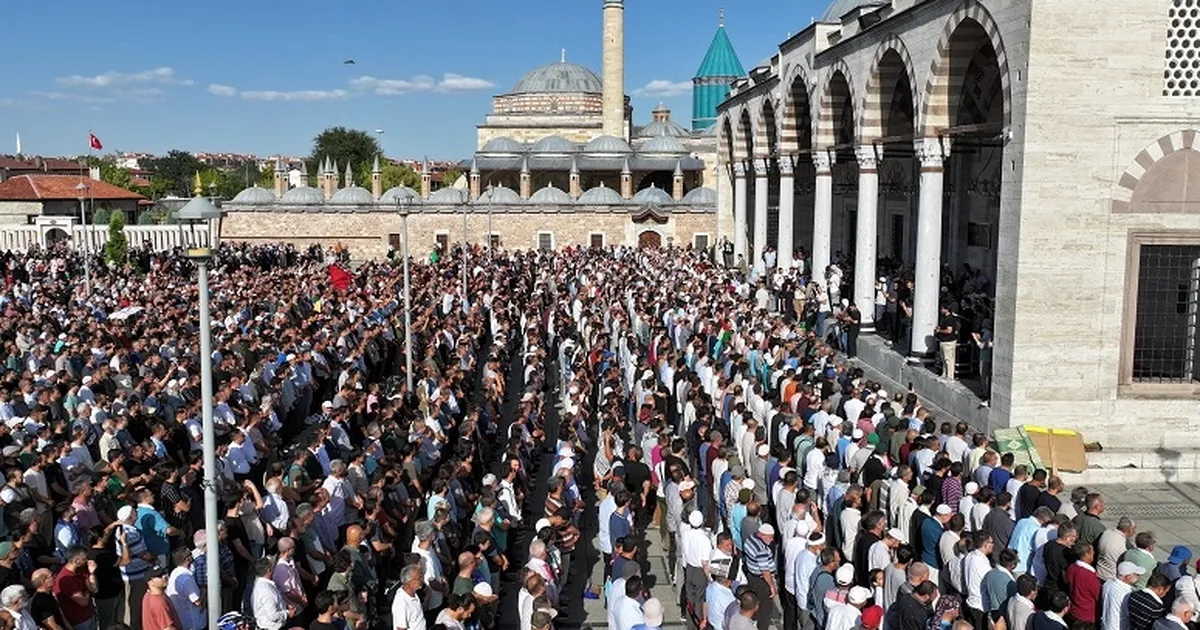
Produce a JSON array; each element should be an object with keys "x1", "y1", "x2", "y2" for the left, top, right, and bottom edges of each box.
[
  {"x1": 29, "y1": 91, "x2": 115, "y2": 104},
  {"x1": 350, "y1": 73, "x2": 493, "y2": 95},
  {"x1": 56, "y1": 67, "x2": 193, "y2": 88},
  {"x1": 437, "y1": 74, "x2": 495, "y2": 92},
  {"x1": 207, "y1": 84, "x2": 238, "y2": 97},
  {"x1": 239, "y1": 89, "x2": 351, "y2": 102},
  {"x1": 633, "y1": 79, "x2": 692, "y2": 98}
]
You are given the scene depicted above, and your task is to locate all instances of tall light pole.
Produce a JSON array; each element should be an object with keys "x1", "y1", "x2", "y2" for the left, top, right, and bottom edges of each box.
[
  {"x1": 396, "y1": 196, "x2": 414, "y2": 393},
  {"x1": 175, "y1": 196, "x2": 222, "y2": 630},
  {"x1": 74, "y1": 182, "x2": 91, "y2": 296},
  {"x1": 485, "y1": 184, "x2": 494, "y2": 265}
]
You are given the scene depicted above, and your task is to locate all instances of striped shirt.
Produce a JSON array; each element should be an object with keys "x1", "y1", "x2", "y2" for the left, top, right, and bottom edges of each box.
[
  {"x1": 743, "y1": 534, "x2": 776, "y2": 577},
  {"x1": 117, "y1": 524, "x2": 151, "y2": 580},
  {"x1": 1127, "y1": 589, "x2": 1165, "y2": 630}
]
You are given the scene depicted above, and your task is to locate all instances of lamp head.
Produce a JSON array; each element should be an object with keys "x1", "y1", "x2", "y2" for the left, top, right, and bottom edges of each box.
[{"x1": 175, "y1": 196, "x2": 222, "y2": 255}]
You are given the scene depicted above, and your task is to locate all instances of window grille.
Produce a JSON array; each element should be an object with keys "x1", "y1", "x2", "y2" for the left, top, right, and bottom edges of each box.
[
  {"x1": 1132, "y1": 244, "x2": 1200, "y2": 382},
  {"x1": 1163, "y1": 0, "x2": 1200, "y2": 96}
]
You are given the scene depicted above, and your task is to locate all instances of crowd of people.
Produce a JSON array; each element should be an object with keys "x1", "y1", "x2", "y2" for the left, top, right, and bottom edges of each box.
[{"x1": 0, "y1": 236, "x2": 1189, "y2": 630}]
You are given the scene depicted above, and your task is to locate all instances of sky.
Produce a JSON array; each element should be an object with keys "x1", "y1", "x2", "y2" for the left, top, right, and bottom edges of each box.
[{"x1": 0, "y1": 0, "x2": 828, "y2": 161}]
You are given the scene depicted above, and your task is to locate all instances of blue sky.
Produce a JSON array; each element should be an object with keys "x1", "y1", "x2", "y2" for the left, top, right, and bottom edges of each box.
[{"x1": 0, "y1": 0, "x2": 826, "y2": 161}]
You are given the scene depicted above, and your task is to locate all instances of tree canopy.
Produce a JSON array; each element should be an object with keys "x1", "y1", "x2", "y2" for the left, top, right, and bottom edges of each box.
[
  {"x1": 358, "y1": 162, "x2": 420, "y2": 190},
  {"x1": 143, "y1": 150, "x2": 203, "y2": 198},
  {"x1": 310, "y1": 127, "x2": 382, "y2": 181}
]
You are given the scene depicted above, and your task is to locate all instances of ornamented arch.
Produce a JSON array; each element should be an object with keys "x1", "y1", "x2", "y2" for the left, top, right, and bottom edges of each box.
[
  {"x1": 757, "y1": 99, "x2": 779, "y2": 159},
  {"x1": 1112, "y1": 130, "x2": 1200, "y2": 214},
  {"x1": 781, "y1": 67, "x2": 815, "y2": 155},
  {"x1": 860, "y1": 34, "x2": 920, "y2": 143},
  {"x1": 736, "y1": 108, "x2": 755, "y2": 162},
  {"x1": 920, "y1": 0, "x2": 1012, "y2": 137},
  {"x1": 816, "y1": 59, "x2": 860, "y2": 150}
]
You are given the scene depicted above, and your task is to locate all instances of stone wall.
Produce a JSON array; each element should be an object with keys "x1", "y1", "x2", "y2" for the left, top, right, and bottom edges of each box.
[
  {"x1": 492, "y1": 93, "x2": 603, "y2": 115},
  {"x1": 0, "y1": 201, "x2": 41, "y2": 224},
  {"x1": 221, "y1": 210, "x2": 718, "y2": 261},
  {"x1": 478, "y1": 122, "x2": 604, "y2": 147}
]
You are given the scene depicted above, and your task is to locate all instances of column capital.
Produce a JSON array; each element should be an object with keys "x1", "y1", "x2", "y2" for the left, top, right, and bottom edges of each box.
[
  {"x1": 915, "y1": 138, "x2": 950, "y2": 169},
  {"x1": 855, "y1": 146, "x2": 879, "y2": 171},
  {"x1": 812, "y1": 151, "x2": 835, "y2": 173},
  {"x1": 779, "y1": 159, "x2": 794, "y2": 176},
  {"x1": 753, "y1": 159, "x2": 769, "y2": 177},
  {"x1": 732, "y1": 161, "x2": 747, "y2": 177}
]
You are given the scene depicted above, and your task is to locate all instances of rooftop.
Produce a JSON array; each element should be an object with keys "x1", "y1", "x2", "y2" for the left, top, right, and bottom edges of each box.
[
  {"x1": 509, "y1": 61, "x2": 604, "y2": 95},
  {"x1": 0, "y1": 175, "x2": 144, "y2": 201}
]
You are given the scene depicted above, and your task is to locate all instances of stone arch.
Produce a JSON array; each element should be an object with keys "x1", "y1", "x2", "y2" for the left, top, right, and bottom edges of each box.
[
  {"x1": 737, "y1": 108, "x2": 755, "y2": 162},
  {"x1": 719, "y1": 115, "x2": 735, "y2": 167},
  {"x1": 758, "y1": 99, "x2": 779, "y2": 159},
  {"x1": 861, "y1": 34, "x2": 920, "y2": 143},
  {"x1": 816, "y1": 60, "x2": 860, "y2": 150},
  {"x1": 781, "y1": 69, "x2": 815, "y2": 155},
  {"x1": 1113, "y1": 130, "x2": 1200, "y2": 213},
  {"x1": 921, "y1": 0, "x2": 1012, "y2": 136}
]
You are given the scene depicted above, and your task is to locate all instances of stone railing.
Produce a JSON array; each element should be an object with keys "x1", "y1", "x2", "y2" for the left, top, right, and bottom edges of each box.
[{"x1": 0, "y1": 224, "x2": 212, "y2": 252}]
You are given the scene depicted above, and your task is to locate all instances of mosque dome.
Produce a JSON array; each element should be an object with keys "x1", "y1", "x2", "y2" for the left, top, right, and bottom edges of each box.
[
  {"x1": 639, "y1": 135, "x2": 687, "y2": 155},
  {"x1": 510, "y1": 62, "x2": 603, "y2": 94},
  {"x1": 280, "y1": 186, "x2": 326, "y2": 205},
  {"x1": 330, "y1": 187, "x2": 374, "y2": 204},
  {"x1": 577, "y1": 185, "x2": 624, "y2": 205},
  {"x1": 481, "y1": 136, "x2": 525, "y2": 154},
  {"x1": 428, "y1": 187, "x2": 468, "y2": 204},
  {"x1": 379, "y1": 186, "x2": 420, "y2": 203},
  {"x1": 481, "y1": 186, "x2": 522, "y2": 203},
  {"x1": 681, "y1": 187, "x2": 717, "y2": 204},
  {"x1": 529, "y1": 185, "x2": 573, "y2": 204},
  {"x1": 632, "y1": 185, "x2": 674, "y2": 205},
  {"x1": 637, "y1": 120, "x2": 690, "y2": 138},
  {"x1": 821, "y1": 0, "x2": 884, "y2": 22},
  {"x1": 231, "y1": 186, "x2": 276, "y2": 204},
  {"x1": 584, "y1": 135, "x2": 633, "y2": 154},
  {"x1": 530, "y1": 135, "x2": 578, "y2": 154}
]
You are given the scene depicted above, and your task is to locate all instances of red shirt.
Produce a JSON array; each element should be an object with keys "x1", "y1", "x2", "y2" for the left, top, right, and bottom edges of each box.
[
  {"x1": 142, "y1": 592, "x2": 181, "y2": 630},
  {"x1": 1066, "y1": 561, "x2": 1102, "y2": 623},
  {"x1": 53, "y1": 566, "x2": 94, "y2": 625}
]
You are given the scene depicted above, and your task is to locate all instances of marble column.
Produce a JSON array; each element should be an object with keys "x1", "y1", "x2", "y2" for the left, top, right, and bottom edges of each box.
[
  {"x1": 733, "y1": 162, "x2": 748, "y2": 264},
  {"x1": 911, "y1": 138, "x2": 948, "y2": 357},
  {"x1": 777, "y1": 157, "x2": 795, "y2": 270},
  {"x1": 753, "y1": 158, "x2": 769, "y2": 274},
  {"x1": 811, "y1": 152, "x2": 834, "y2": 282},
  {"x1": 854, "y1": 146, "x2": 880, "y2": 331}
]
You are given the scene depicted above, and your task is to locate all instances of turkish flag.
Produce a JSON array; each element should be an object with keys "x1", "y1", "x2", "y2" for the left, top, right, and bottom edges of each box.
[
  {"x1": 328, "y1": 264, "x2": 352, "y2": 292},
  {"x1": 88, "y1": 133, "x2": 103, "y2": 151}
]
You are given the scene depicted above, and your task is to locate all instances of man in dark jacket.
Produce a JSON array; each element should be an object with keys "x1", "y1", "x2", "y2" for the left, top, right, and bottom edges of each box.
[{"x1": 884, "y1": 581, "x2": 937, "y2": 630}]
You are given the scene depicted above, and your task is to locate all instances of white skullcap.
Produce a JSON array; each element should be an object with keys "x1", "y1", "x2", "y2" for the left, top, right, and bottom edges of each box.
[{"x1": 688, "y1": 511, "x2": 704, "y2": 528}]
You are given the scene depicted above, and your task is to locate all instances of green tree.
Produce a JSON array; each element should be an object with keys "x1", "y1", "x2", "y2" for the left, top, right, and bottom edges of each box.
[
  {"x1": 144, "y1": 150, "x2": 203, "y2": 197},
  {"x1": 105, "y1": 210, "x2": 128, "y2": 265},
  {"x1": 198, "y1": 168, "x2": 247, "y2": 200},
  {"x1": 441, "y1": 167, "x2": 462, "y2": 188},
  {"x1": 309, "y1": 127, "x2": 382, "y2": 180},
  {"x1": 92, "y1": 206, "x2": 111, "y2": 225},
  {"x1": 258, "y1": 165, "x2": 275, "y2": 188},
  {"x1": 377, "y1": 162, "x2": 420, "y2": 189},
  {"x1": 84, "y1": 156, "x2": 135, "y2": 190}
]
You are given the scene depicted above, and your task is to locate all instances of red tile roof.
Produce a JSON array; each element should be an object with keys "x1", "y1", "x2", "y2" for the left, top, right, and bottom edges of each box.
[
  {"x1": 0, "y1": 175, "x2": 145, "y2": 202},
  {"x1": 0, "y1": 157, "x2": 36, "y2": 170}
]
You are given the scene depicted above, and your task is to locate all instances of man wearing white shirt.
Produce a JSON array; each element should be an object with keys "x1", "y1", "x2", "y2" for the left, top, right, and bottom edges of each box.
[
  {"x1": 251, "y1": 557, "x2": 289, "y2": 630},
  {"x1": 964, "y1": 533, "x2": 996, "y2": 630},
  {"x1": 613, "y1": 576, "x2": 646, "y2": 630},
  {"x1": 167, "y1": 548, "x2": 205, "y2": 630},
  {"x1": 1100, "y1": 562, "x2": 1144, "y2": 630},
  {"x1": 944, "y1": 422, "x2": 971, "y2": 464},
  {"x1": 391, "y1": 564, "x2": 426, "y2": 630},
  {"x1": 226, "y1": 429, "x2": 255, "y2": 478}
]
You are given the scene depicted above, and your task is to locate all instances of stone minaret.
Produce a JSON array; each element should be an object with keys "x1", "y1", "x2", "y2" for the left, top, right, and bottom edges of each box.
[
  {"x1": 344, "y1": 161, "x2": 354, "y2": 189},
  {"x1": 469, "y1": 158, "x2": 481, "y2": 201},
  {"x1": 519, "y1": 157, "x2": 531, "y2": 199},
  {"x1": 602, "y1": 0, "x2": 625, "y2": 139},
  {"x1": 672, "y1": 159, "x2": 684, "y2": 201},
  {"x1": 298, "y1": 161, "x2": 309, "y2": 188},
  {"x1": 323, "y1": 157, "x2": 336, "y2": 199},
  {"x1": 569, "y1": 157, "x2": 580, "y2": 199},
  {"x1": 273, "y1": 157, "x2": 286, "y2": 196},
  {"x1": 620, "y1": 158, "x2": 632, "y2": 199},
  {"x1": 371, "y1": 156, "x2": 382, "y2": 200},
  {"x1": 419, "y1": 159, "x2": 432, "y2": 199}
]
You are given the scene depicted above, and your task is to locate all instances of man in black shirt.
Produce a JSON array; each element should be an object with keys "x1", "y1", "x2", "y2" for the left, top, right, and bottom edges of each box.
[
  {"x1": 935, "y1": 304, "x2": 960, "y2": 380},
  {"x1": 1040, "y1": 522, "x2": 1078, "y2": 609}
]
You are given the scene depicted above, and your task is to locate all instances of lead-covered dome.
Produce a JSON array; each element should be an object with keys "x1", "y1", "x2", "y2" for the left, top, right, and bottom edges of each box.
[
  {"x1": 584, "y1": 135, "x2": 633, "y2": 154},
  {"x1": 429, "y1": 187, "x2": 467, "y2": 204},
  {"x1": 529, "y1": 185, "x2": 573, "y2": 204},
  {"x1": 379, "y1": 186, "x2": 420, "y2": 203},
  {"x1": 578, "y1": 185, "x2": 624, "y2": 205},
  {"x1": 231, "y1": 186, "x2": 276, "y2": 204},
  {"x1": 632, "y1": 185, "x2": 674, "y2": 205},
  {"x1": 280, "y1": 186, "x2": 325, "y2": 205},
  {"x1": 481, "y1": 186, "x2": 522, "y2": 203},
  {"x1": 639, "y1": 135, "x2": 687, "y2": 155},
  {"x1": 682, "y1": 187, "x2": 717, "y2": 204},
  {"x1": 637, "y1": 120, "x2": 690, "y2": 138},
  {"x1": 481, "y1": 137, "x2": 525, "y2": 154},
  {"x1": 510, "y1": 62, "x2": 603, "y2": 94},
  {"x1": 331, "y1": 187, "x2": 374, "y2": 204},
  {"x1": 530, "y1": 135, "x2": 578, "y2": 154}
]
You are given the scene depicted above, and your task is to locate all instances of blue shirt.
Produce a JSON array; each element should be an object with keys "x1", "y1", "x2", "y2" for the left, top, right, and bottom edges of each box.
[
  {"x1": 920, "y1": 517, "x2": 944, "y2": 567},
  {"x1": 1009, "y1": 516, "x2": 1041, "y2": 573},
  {"x1": 989, "y1": 467, "x2": 1012, "y2": 495},
  {"x1": 136, "y1": 505, "x2": 172, "y2": 556},
  {"x1": 610, "y1": 508, "x2": 633, "y2": 547},
  {"x1": 706, "y1": 581, "x2": 738, "y2": 630}
]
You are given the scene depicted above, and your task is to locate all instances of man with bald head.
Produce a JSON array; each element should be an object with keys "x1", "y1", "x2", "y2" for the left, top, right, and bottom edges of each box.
[
  {"x1": 341, "y1": 525, "x2": 376, "y2": 595},
  {"x1": 272, "y1": 538, "x2": 306, "y2": 618}
]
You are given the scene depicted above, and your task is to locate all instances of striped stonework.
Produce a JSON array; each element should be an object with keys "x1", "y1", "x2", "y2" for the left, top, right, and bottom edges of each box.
[
  {"x1": 781, "y1": 71, "x2": 815, "y2": 156},
  {"x1": 860, "y1": 34, "x2": 920, "y2": 143},
  {"x1": 757, "y1": 99, "x2": 779, "y2": 158},
  {"x1": 1111, "y1": 129, "x2": 1200, "y2": 213},
  {"x1": 737, "y1": 108, "x2": 755, "y2": 162},
  {"x1": 920, "y1": 0, "x2": 1011, "y2": 136},
  {"x1": 719, "y1": 117, "x2": 735, "y2": 166},
  {"x1": 816, "y1": 60, "x2": 859, "y2": 150}
]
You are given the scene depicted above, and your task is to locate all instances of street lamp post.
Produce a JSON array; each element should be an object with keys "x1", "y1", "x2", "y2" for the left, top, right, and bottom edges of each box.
[
  {"x1": 175, "y1": 196, "x2": 223, "y2": 630},
  {"x1": 395, "y1": 197, "x2": 414, "y2": 393},
  {"x1": 485, "y1": 184, "x2": 494, "y2": 265},
  {"x1": 74, "y1": 182, "x2": 90, "y2": 296}
]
